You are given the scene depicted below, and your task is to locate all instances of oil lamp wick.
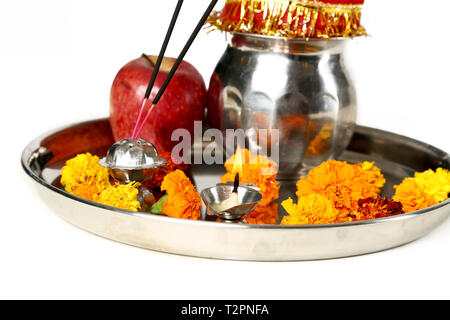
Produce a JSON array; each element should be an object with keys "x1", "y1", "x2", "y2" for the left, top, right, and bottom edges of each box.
[{"x1": 232, "y1": 172, "x2": 239, "y2": 193}]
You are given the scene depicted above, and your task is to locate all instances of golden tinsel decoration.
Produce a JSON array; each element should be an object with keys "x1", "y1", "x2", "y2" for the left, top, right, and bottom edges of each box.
[{"x1": 207, "y1": 0, "x2": 366, "y2": 39}]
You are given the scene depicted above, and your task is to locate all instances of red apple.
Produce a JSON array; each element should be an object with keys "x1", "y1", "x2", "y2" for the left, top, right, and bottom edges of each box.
[{"x1": 110, "y1": 54, "x2": 207, "y2": 152}]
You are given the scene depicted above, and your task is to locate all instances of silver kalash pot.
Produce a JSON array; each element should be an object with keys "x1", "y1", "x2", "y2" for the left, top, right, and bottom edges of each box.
[{"x1": 207, "y1": 33, "x2": 357, "y2": 178}]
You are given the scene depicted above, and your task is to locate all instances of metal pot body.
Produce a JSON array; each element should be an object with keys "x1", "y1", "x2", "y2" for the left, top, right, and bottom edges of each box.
[{"x1": 207, "y1": 33, "x2": 357, "y2": 178}]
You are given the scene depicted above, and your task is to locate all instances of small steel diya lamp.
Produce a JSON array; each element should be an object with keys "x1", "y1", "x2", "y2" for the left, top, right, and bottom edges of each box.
[
  {"x1": 200, "y1": 146, "x2": 262, "y2": 222},
  {"x1": 201, "y1": 182, "x2": 262, "y2": 221}
]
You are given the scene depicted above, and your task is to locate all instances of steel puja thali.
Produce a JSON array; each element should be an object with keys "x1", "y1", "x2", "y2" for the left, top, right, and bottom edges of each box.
[{"x1": 21, "y1": 118, "x2": 450, "y2": 261}]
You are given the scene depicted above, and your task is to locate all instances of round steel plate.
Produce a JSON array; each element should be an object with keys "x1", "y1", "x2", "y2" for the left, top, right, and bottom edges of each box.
[{"x1": 21, "y1": 119, "x2": 450, "y2": 261}]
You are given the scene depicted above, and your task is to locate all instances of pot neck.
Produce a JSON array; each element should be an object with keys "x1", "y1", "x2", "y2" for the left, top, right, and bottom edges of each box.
[{"x1": 229, "y1": 32, "x2": 349, "y2": 55}]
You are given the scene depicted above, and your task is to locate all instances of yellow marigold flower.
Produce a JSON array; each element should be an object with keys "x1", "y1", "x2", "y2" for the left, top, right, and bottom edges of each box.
[
  {"x1": 296, "y1": 160, "x2": 385, "y2": 215},
  {"x1": 281, "y1": 194, "x2": 344, "y2": 225},
  {"x1": 161, "y1": 169, "x2": 201, "y2": 220},
  {"x1": 413, "y1": 168, "x2": 450, "y2": 203},
  {"x1": 221, "y1": 148, "x2": 279, "y2": 207},
  {"x1": 393, "y1": 178, "x2": 438, "y2": 213},
  {"x1": 61, "y1": 153, "x2": 110, "y2": 201},
  {"x1": 97, "y1": 182, "x2": 141, "y2": 212}
]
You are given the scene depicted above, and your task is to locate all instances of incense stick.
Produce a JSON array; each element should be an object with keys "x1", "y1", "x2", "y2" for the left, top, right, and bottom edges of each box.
[
  {"x1": 131, "y1": 0, "x2": 184, "y2": 140},
  {"x1": 134, "y1": 0, "x2": 219, "y2": 139}
]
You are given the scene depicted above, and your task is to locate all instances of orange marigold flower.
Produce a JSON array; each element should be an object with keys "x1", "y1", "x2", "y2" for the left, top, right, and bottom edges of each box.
[
  {"x1": 296, "y1": 160, "x2": 385, "y2": 215},
  {"x1": 160, "y1": 169, "x2": 201, "y2": 220},
  {"x1": 61, "y1": 153, "x2": 110, "y2": 201},
  {"x1": 96, "y1": 182, "x2": 141, "y2": 212},
  {"x1": 281, "y1": 194, "x2": 346, "y2": 225},
  {"x1": 393, "y1": 178, "x2": 439, "y2": 213},
  {"x1": 352, "y1": 196, "x2": 404, "y2": 221},
  {"x1": 221, "y1": 148, "x2": 279, "y2": 206},
  {"x1": 245, "y1": 203, "x2": 279, "y2": 225}
]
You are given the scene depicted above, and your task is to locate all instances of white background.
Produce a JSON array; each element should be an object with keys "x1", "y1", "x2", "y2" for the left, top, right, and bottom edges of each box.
[{"x1": 1, "y1": 0, "x2": 449, "y2": 299}]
